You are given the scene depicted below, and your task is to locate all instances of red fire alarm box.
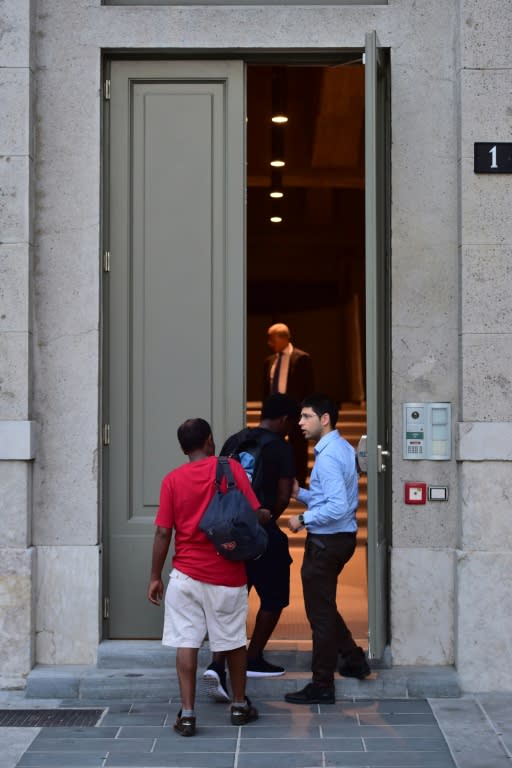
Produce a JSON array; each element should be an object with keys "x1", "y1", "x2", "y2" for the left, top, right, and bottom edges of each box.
[{"x1": 404, "y1": 482, "x2": 427, "y2": 505}]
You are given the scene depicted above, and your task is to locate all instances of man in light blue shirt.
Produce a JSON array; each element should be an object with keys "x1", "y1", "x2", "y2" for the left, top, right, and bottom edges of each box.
[{"x1": 286, "y1": 394, "x2": 370, "y2": 704}]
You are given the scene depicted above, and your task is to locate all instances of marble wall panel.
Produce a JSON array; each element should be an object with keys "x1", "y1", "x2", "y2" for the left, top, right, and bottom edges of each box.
[
  {"x1": 0, "y1": 333, "x2": 31, "y2": 420},
  {"x1": 460, "y1": 68, "x2": 512, "y2": 157},
  {"x1": 391, "y1": 547, "x2": 455, "y2": 665},
  {"x1": 35, "y1": 546, "x2": 100, "y2": 664},
  {"x1": 461, "y1": 246, "x2": 512, "y2": 334},
  {"x1": 0, "y1": 156, "x2": 31, "y2": 245},
  {"x1": 0, "y1": 0, "x2": 33, "y2": 68},
  {"x1": 32, "y1": 330, "x2": 99, "y2": 546},
  {"x1": 460, "y1": 461, "x2": 512, "y2": 551},
  {"x1": 461, "y1": 333, "x2": 512, "y2": 422},
  {"x1": 0, "y1": 244, "x2": 31, "y2": 333},
  {"x1": 0, "y1": 68, "x2": 31, "y2": 156},
  {"x1": 457, "y1": 550, "x2": 512, "y2": 691},
  {"x1": 460, "y1": 0, "x2": 512, "y2": 70},
  {"x1": 0, "y1": 548, "x2": 34, "y2": 678},
  {"x1": 460, "y1": 159, "x2": 512, "y2": 247},
  {"x1": 0, "y1": 462, "x2": 32, "y2": 548}
]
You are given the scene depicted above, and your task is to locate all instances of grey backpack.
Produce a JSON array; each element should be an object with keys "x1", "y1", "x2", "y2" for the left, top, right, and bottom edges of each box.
[{"x1": 199, "y1": 457, "x2": 268, "y2": 561}]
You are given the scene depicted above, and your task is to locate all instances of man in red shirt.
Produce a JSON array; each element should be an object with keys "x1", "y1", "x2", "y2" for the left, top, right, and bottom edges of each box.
[{"x1": 148, "y1": 418, "x2": 268, "y2": 737}]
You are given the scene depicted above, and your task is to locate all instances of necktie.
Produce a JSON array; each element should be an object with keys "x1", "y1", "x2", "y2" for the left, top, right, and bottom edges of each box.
[{"x1": 272, "y1": 352, "x2": 283, "y2": 393}]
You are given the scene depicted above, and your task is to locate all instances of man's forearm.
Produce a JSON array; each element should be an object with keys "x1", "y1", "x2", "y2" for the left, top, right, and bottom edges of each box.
[{"x1": 150, "y1": 526, "x2": 172, "y2": 579}]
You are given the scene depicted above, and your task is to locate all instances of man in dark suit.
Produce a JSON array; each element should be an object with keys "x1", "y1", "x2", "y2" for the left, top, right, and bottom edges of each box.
[{"x1": 263, "y1": 323, "x2": 314, "y2": 485}]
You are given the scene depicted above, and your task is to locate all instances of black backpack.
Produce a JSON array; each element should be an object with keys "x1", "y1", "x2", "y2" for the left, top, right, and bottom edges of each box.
[
  {"x1": 199, "y1": 457, "x2": 268, "y2": 561},
  {"x1": 221, "y1": 428, "x2": 278, "y2": 503}
]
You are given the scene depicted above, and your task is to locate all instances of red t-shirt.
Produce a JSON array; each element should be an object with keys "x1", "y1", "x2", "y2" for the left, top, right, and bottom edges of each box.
[{"x1": 154, "y1": 456, "x2": 261, "y2": 587}]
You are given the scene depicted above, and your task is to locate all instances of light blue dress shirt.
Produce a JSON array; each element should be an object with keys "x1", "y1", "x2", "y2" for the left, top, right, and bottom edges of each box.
[{"x1": 296, "y1": 429, "x2": 358, "y2": 534}]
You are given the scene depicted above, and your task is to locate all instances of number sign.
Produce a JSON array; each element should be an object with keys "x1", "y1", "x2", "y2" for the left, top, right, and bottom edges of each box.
[{"x1": 474, "y1": 143, "x2": 512, "y2": 173}]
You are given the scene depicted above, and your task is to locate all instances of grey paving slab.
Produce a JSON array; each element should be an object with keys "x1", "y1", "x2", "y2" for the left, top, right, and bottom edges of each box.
[
  {"x1": 362, "y1": 738, "x2": 452, "y2": 752},
  {"x1": 321, "y1": 725, "x2": 444, "y2": 738},
  {"x1": 238, "y1": 755, "x2": 324, "y2": 768},
  {"x1": 0, "y1": 728, "x2": 40, "y2": 768},
  {"x1": 358, "y1": 714, "x2": 436, "y2": 726},
  {"x1": 322, "y1": 753, "x2": 456, "y2": 767},
  {"x1": 475, "y1": 693, "x2": 512, "y2": 753},
  {"x1": 117, "y1": 724, "x2": 234, "y2": 738},
  {"x1": 430, "y1": 696, "x2": 512, "y2": 768},
  {"x1": 105, "y1": 755, "x2": 236, "y2": 767},
  {"x1": 238, "y1": 737, "x2": 365, "y2": 752},
  {"x1": 100, "y1": 713, "x2": 168, "y2": 726},
  {"x1": 26, "y1": 737, "x2": 154, "y2": 752},
  {"x1": 152, "y1": 737, "x2": 238, "y2": 752},
  {"x1": 33, "y1": 726, "x2": 119, "y2": 738},
  {"x1": 17, "y1": 754, "x2": 106, "y2": 767}
]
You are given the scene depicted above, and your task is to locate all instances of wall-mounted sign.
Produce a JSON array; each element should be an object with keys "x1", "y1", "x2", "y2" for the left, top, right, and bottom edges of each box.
[{"x1": 474, "y1": 143, "x2": 512, "y2": 173}]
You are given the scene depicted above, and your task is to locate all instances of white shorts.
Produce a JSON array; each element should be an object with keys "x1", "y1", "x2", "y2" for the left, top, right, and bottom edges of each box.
[{"x1": 162, "y1": 568, "x2": 248, "y2": 651}]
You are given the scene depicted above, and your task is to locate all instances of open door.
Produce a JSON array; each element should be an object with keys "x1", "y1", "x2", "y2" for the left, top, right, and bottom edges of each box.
[
  {"x1": 365, "y1": 32, "x2": 391, "y2": 660},
  {"x1": 104, "y1": 60, "x2": 245, "y2": 638}
]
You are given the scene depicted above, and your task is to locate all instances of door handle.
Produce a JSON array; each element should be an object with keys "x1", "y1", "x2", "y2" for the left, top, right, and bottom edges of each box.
[{"x1": 377, "y1": 445, "x2": 390, "y2": 473}]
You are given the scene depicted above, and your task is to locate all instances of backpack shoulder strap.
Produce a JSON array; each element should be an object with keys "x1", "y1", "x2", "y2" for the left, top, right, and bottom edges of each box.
[{"x1": 216, "y1": 456, "x2": 236, "y2": 488}]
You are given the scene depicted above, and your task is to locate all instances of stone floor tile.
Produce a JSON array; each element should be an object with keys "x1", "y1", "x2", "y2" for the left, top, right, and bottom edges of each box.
[
  {"x1": 362, "y1": 737, "x2": 452, "y2": 752},
  {"x1": 238, "y1": 754, "x2": 324, "y2": 768},
  {"x1": 358, "y1": 713, "x2": 436, "y2": 725},
  {"x1": 105, "y1": 754, "x2": 236, "y2": 767},
  {"x1": 32, "y1": 726, "x2": 119, "y2": 739},
  {"x1": 322, "y1": 725, "x2": 442, "y2": 738},
  {"x1": 26, "y1": 737, "x2": 153, "y2": 752},
  {"x1": 17, "y1": 754, "x2": 106, "y2": 767},
  {"x1": 238, "y1": 736, "x2": 364, "y2": 752}
]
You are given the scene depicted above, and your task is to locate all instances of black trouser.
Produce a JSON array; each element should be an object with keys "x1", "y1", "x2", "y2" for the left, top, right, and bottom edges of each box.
[{"x1": 301, "y1": 532, "x2": 358, "y2": 687}]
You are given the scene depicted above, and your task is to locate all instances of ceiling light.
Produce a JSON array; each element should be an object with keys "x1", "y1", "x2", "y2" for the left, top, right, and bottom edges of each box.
[
  {"x1": 270, "y1": 216, "x2": 282, "y2": 223},
  {"x1": 272, "y1": 115, "x2": 288, "y2": 124},
  {"x1": 270, "y1": 159, "x2": 285, "y2": 168},
  {"x1": 270, "y1": 190, "x2": 284, "y2": 198}
]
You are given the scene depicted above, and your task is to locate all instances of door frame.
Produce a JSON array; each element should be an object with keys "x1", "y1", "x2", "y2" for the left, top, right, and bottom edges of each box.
[{"x1": 100, "y1": 46, "x2": 392, "y2": 655}]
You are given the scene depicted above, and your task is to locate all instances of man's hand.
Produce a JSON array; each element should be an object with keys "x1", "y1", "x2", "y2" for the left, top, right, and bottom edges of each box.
[
  {"x1": 148, "y1": 578, "x2": 164, "y2": 606},
  {"x1": 256, "y1": 507, "x2": 272, "y2": 525},
  {"x1": 288, "y1": 514, "x2": 304, "y2": 533}
]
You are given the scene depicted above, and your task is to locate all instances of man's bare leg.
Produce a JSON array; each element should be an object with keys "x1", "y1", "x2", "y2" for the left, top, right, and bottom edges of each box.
[
  {"x1": 176, "y1": 647, "x2": 198, "y2": 711},
  {"x1": 225, "y1": 645, "x2": 247, "y2": 703}
]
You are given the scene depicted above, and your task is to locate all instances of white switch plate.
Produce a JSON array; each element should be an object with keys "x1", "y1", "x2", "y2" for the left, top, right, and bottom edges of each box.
[{"x1": 428, "y1": 486, "x2": 448, "y2": 501}]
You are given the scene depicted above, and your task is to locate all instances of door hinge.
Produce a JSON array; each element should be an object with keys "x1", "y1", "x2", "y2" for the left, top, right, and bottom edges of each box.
[
  {"x1": 103, "y1": 596, "x2": 110, "y2": 620},
  {"x1": 104, "y1": 79, "x2": 111, "y2": 100},
  {"x1": 103, "y1": 250, "x2": 111, "y2": 273},
  {"x1": 102, "y1": 423, "x2": 110, "y2": 446}
]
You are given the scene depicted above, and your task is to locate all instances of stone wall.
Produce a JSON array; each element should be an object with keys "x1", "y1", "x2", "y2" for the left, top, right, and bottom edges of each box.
[
  {"x1": 456, "y1": 0, "x2": 512, "y2": 692},
  {"x1": 0, "y1": 0, "x2": 36, "y2": 689},
  {"x1": 0, "y1": 0, "x2": 510, "y2": 691}
]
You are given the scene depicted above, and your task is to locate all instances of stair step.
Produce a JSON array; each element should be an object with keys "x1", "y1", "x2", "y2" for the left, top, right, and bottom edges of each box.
[{"x1": 25, "y1": 654, "x2": 461, "y2": 701}]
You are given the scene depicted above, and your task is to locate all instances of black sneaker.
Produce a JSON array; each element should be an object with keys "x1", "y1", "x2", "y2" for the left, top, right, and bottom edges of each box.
[
  {"x1": 338, "y1": 647, "x2": 371, "y2": 680},
  {"x1": 203, "y1": 662, "x2": 231, "y2": 702},
  {"x1": 246, "y1": 656, "x2": 285, "y2": 678},
  {"x1": 174, "y1": 710, "x2": 196, "y2": 737},
  {"x1": 284, "y1": 683, "x2": 335, "y2": 705},
  {"x1": 230, "y1": 696, "x2": 259, "y2": 725}
]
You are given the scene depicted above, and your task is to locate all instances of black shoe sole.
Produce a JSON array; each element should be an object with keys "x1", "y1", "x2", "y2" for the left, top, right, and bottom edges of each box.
[{"x1": 284, "y1": 694, "x2": 335, "y2": 705}]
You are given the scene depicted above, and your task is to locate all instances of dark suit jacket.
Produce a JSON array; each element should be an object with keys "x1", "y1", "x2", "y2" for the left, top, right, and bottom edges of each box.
[{"x1": 263, "y1": 347, "x2": 314, "y2": 404}]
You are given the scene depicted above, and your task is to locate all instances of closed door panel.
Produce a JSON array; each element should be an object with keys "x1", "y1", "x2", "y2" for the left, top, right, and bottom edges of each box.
[{"x1": 105, "y1": 61, "x2": 245, "y2": 637}]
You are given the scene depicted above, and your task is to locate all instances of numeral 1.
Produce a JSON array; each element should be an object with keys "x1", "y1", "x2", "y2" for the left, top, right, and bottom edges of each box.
[{"x1": 489, "y1": 145, "x2": 498, "y2": 169}]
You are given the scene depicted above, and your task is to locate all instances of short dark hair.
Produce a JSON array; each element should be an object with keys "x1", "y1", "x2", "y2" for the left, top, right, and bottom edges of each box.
[
  {"x1": 261, "y1": 393, "x2": 300, "y2": 421},
  {"x1": 177, "y1": 418, "x2": 212, "y2": 454},
  {"x1": 300, "y1": 394, "x2": 339, "y2": 429}
]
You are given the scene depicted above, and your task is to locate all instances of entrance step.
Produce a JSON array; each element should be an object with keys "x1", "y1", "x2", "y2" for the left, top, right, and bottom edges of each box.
[{"x1": 25, "y1": 643, "x2": 460, "y2": 700}]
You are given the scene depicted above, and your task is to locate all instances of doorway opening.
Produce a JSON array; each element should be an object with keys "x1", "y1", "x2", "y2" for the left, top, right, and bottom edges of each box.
[{"x1": 246, "y1": 64, "x2": 368, "y2": 650}]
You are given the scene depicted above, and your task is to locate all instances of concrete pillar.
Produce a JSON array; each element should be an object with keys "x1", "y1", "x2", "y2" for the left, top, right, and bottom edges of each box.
[
  {"x1": 0, "y1": 0, "x2": 36, "y2": 688},
  {"x1": 456, "y1": 0, "x2": 512, "y2": 691}
]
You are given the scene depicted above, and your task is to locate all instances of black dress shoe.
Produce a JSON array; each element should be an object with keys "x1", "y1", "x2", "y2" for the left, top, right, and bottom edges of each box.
[
  {"x1": 285, "y1": 683, "x2": 335, "y2": 705},
  {"x1": 338, "y1": 647, "x2": 371, "y2": 680}
]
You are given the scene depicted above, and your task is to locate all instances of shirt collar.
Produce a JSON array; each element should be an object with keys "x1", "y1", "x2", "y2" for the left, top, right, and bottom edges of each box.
[
  {"x1": 280, "y1": 343, "x2": 293, "y2": 357},
  {"x1": 314, "y1": 428, "x2": 339, "y2": 455}
]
